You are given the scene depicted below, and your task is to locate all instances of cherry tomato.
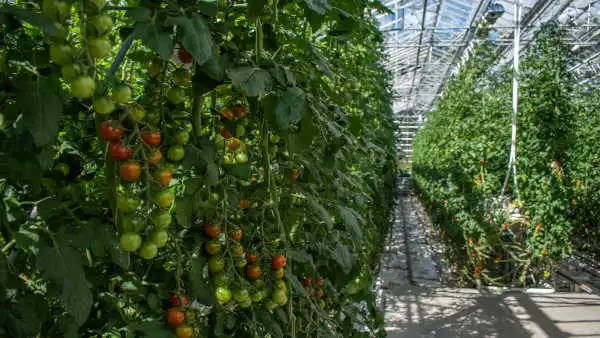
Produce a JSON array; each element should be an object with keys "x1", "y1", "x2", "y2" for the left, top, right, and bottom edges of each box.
[
  {"x1": 168, "y1": 145, "x2": 185, "y2": 162},
  {"x1": 246, "y1": 265, "x2": 261, "y2": 279},
  {"x1": 235, "y1": 152, "x2": 248, "y2": 164},
  {"x1": 272, "y1": 289, "x2": 287, "y2": 306},
  {"x1": 170, "y1": 294, "x2": 189, "y2": 307},
  {"x1": 119, "y1": 161, "x2": 141, "y2": 181},
  {"x1": 252, "y1": 277, "x2": 265, "y2": 288},
  {"x1": 130, "y1": 105, "x2": 146, "y2": 121},
  {"x1": 71, "y1": 76, "x2": 96, "y2": 99},
  {"x1": 138, "y1": 242, "x2": 158, "y2": 259},
  {"x1": 315, "y1": 279, "x2": 324, "y2": 288},
  {"x1": 148, "y1": 149, "x2": 162, "y2": 166},
  {"x1": 110, "y1": 142, "x2": 133, "y2": 161},
  {"x1": 229, "y1": 227, "x2": 242, "y2": 241},
  {"x1": 175, "y1": 131, "x2": 190, "y2": 145},
  {"x1": 93, "y1": 97, "x2": 115, "y2": 115},
  {"x1": 153, "y1": 210, "x2": 172, "y2": 229},
  {"x1": 88, "y1": 38, "x2": 111, "y2": 59},
  {"x1": 221, "y1": 108, "x2": 234, "y2": 120},
  {"x1": 275, "y1": 280, "x2": 287, "y2": 291},
  {"x1": 302, "y1": 277, "x2": 312, "y2": 286},
  {"x1": 148, "y1": 59, "x2": 165, "y2": 76},
  {"x1": 166, "y1": 308, "x2": 185, "y2": 326},
  {"x1": 230, "y1": 244, "x2": 244, "y2": 258},
  {"x1": 154, "y1": 168, "x2": 172, "y2": 187},
  {"x1": 205, "y1": 240, "x2": 221, "y2": 255},
  {"x1": 61, "y1": 63, "x2": 80, "y2": 80},
  {"x1": 215, "y1": 287, "x2": 231, "y2": 304},
  {"x1": 272, "y1": 255, "x2": 286, "y2": 269},
  {"x1": 112, "y1": 86, "x2": 131, "y2": 104},
  {"x1": 121, "y1": 215, "x2": 145, "y2": 233},
  {"x1": 91, "y1": 14, "x2": 113, "y2": 35},
  {"x1": 214, "y1": 273, "x2": 231, "y2": 287},
  {"x1": 220, "y1": 128, "x2": 233, "y2": 139},
  {"x1": 246, "y1": 253, "x2": 258, "y2": 265},
  {"x1": 264, "y1": 299, "x2": 277, "y2": 310},
  {"x1": 99, "y1": 121, "x2": 124, "y2": 142},
  {"x1": 228, "y1": 138, "x2": 242, "y2": 151},
  {"x1": 238, "y1": 199, "x2": 250, "y2": 209},
  {"x1": 314, "y1": 289, "x2": 324, "y2": 299},
  {"x1": 173, "y1": 68, "x2": 192, "y2": 85},
  {"x1": 142, "y1": 131, "x2": 161, "y2": 146},
  {"x1": 153, "y1": 190, "x2": 174, "y2": 209},
  {"x1": 118, "y1": 195, "x2": 141, "y2": 213},
  {"x1": 250, "y1": 289, "x2": 267, "y2": 303},
  {"x1": 223, "y1": 154, "x2": 234, "y2": 165},
  {"x1": 233, "y1": 288, "x2": 250, "y2": 303},
  {"x1": 234, "y1": 257, "x2": 247, "y2": 268},
  {"x1": 151, "y1": 231, "x2": 168, "y2": 248},
  {"x1": 289, "y1": 169, "x2": 300, "y2": 181},
  {"x1": 208, "y1": 256, "x2": 225, "y2": 273},
  {"x1": 273, "y1": 268, "x2": 285, "y2": 280},
  {"x1": 175, "y1": 325, "x2": 193, "y2": 338},
  {"x1": 178, "y1": 48, "x2": 193, "y2": 64},
  {"x1": 50, "y1": 44, "x2": 72, "y2": 65},
  {"x1": 119, "y1": 232, "x2": 142, "y2": 252},
  {"x1": 167, "y1": 87, "x2": 186, "y2": 104},
  {"x1": 233, "y1": 104, "x2": 248, "y2": 119},
  {"x1": 204, "y1": 223, "x2": 221, "y2": 238}
]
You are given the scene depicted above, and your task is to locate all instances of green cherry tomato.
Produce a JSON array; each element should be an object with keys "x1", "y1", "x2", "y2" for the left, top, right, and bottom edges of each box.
[
  {"x1": 252, "y1": 277, "x2": 265, "y2": 288},
  {"x1": 112, "y1": 86, "x2": 131, "y2": 104},
  {"x1": 272, "y1": 289, "x2": 287, "y2": 306},
  {"x1": 138, "y1": 242, "x2": 158, "y2": 259},
  {"x1": 153, "y1": 211, "x2": 172, "y2": 229},
  {"x1": 120, "y1": 232, "x2": 142, "y2": 252},
  {"x1": 214, "y1": 273, "x2": 231, "y2": 287},
  {"x1": 91, "y1": 14, "x2": 113, "y2": 35},
  {"x1": 88, "y1": 38, "x2": 111, "y2": 59},
  {"x1": 250, "y1": 289, "x2": 267, "y2": 303},
  {"x1": 167, "y1": 145, "x2": 185, "y2": 162},
  {"x1": 148, "y1": 59, "x2": 164, "y2": 77},
  {"x1": 215, "y1": 134, "x2": 226, "y2": 150},
  {"x1": 153, "y1": 190, "x2": 174, "y2": 209},
  {"x1": 235, "y1": 152, "x2": 248, "y2": 164},
  {"x1": 121, "y1": 215, "x2": 143, "y2": 232},
  {"x1": 50, "y1": 44, "x2": 72, "y2": 65},
  {"x1": 233, "y1": 288, "x2": 250, "y2": 303},
  {"x1": 174, "y1": 131, "x2": 190, "y2": 145},
  {"x1": 269, "y1": 135, "x2": 280, "y2": 144},
  {"x1": 264, "y1": 299, "x2": 277, "y2": 310},
  {"x1": 208, "y1": 193, "x2": 220, "y2": 202},
  {"x1": 43, "y1": 0, "x2": 69, "y2": 20},
  {"x1": 71, "y1": 76, "x2": 96, "y2": 99},
  {"x1": 215, "y1": 287, "x2": 232, "y2": 304},
  {"x1": 61, "y1": 64, "x2": 80, "y2": 80},
  {"x1": 223, "y1": 154, "x2": 234, "y2": 165},
  {"x1": 129, "y1": 105, "x2": 146, "y2": 121},
  {"x1": 173, "y1": 68, "x2": 192, "y2": 86},
  {"x1": 93, "y1": 97, "x2": 115, "y2": 115},
  {"x1": 208, "y1": 256, "x2": 225, "y2": 273},
  {"x1": 167, "y1": 87, "x2": 186, "y2": 104},
  {"x1": 118, "y1": 195, "x2": 141, "y2": 213},
  {"x1": 54, "y1": 162, "x2": 70, "y2": 176},
  {"x1": 151, "y1": 231, "x2": 169, "y2": 248}
]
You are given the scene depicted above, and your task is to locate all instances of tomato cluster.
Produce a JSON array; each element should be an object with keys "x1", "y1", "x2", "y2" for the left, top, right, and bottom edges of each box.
[
  {"x1": 215, "y1": 101, "x2": 250, "y2": 165},
  {"x1": 166, "y1": 294, "x2": 193, "y2": 338}
]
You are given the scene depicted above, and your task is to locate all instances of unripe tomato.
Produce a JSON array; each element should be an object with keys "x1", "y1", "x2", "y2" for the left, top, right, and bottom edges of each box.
[
  {"x1": 228, "y1": 138, "x2": 242, "y2": 151},
  {"x1": 166, "y1": 308, "x2": 185, "y2": 326},
  {"x1": 154, "y1": 168, "x2": 172, "y2": 187},
  {"x1": 233, "y1": 288, "x2": 250, "y2": 303},
  {"x1": 272, "y1": 255, "x2": 286, "y2": 269},
  {"x1": 121, "y1": 214, "x2": 145, "y2": 233},
  {"x1": 215, "y1": 287, "x2": 232, "y2": 304},
  {"x1": 229, "y1": 227, "x2": 242, "y2": 241},
  {"x1": 178, "y1": 48, "x2": 193, "y2": 64},
  {"x1": 50, "y1": 23, "x2": 68, "y2": 41},
  {"x1": 94, "y1": 97, "x2": 115, "y2": 115},
  {"x1": 272, "y1": 289, "x2": 287, "y2": 306},
  {"x1": 99, "y1": 120, "x2": 124, "y2": 141},
  {"x1": 223, "y1": 154, "x2": 234, "y2": 165},
  {"x1": 112, "y1": 86, "x2": 131, "y2": 104},
  {"x1": 153, "y1": 190, "x2": 174, "y2": 209},
  {"x1": 148, "y1": 149, "x2": 162, "y2": 166},
  {"x1": 119, "y1": 232, "x2": 142, "y2": 252},
  {"x1": 252, "y1": 277, "x2": 265, "y2": 288},
  {"x1": 109, "y1": 142, "x2": 133, "y2": 161},
  {"x1": 275, "y1": 280, "x2": 287, "y2": 291},
  {"x1": 214, "y1": 273, "x2": 230, "y2": 287},
  {"x1": 88, "y1": 38, "x2": 111, "y2": 59},
  {"x1": 167, "y1": 87, "x2": 186, "y2": 104},
  {"x1": 238, "y1": 299, "x2": 252, "y2": 308},
  {"x1": 273, "y1": 268, "x2": 284, "y2": 280},
  {"x1": 129, "y1": 105, "x2": 146, "y2": 121},
  {"x1": 151, "y1": 231, "x2": 169, "y2": 248},
  {"x1": 173, "y1": 68, "x2": 191, "y2": 85},
  {"x1": 250, "y1": 289, "x2": 267, "y2": 302},
  {"x1": 170, "y1": 294, "x2": 189, "y2": 307},
  {"x1": 233, "y1": 104, "x2": 248, "y2": 119},
  {"x1": 153, "y1": 210, "x2": 172, "y2": 229},
  {"x1": 119, "y1": 161, "x2": 141, "y2": 181},
  {"x1": 205, "y1": 240, "x2": 221, "y2": 255},
  {"x1": 234, "y1": 256, "x2": 247, "y2": 268},
  {"x1": 221, "y1": 108, "x2": 234, "y2": 121},
  {"x1": 208, "y1": 256, "x2": 225, "y2": 273},
  {"x1": 235, "y1": 152, "x2": 248, "y2": 164},
  {"x1": 264, "y1": 299, "x2": 277, "y2": 310},
  {"x1": 50, "y1": 44, "x2": 72, "y2": 65},
  {"x1": 168, "y1": 145, "x2": 185, "y2": 162},
  {"x1": 148, "y1": 59, "x2": 164, "y2": 76},
  {"x1": 118, "y1": 195, "x2": 140, "y2": 213},
  {"x1": 142, "y1": 131, "x2": 161, "y2": 146},
  {"x1": 61, "y1": 63, "x2": 80, "y2": 80},
  {"x1": 43, "y1": 0, "x2": 70, "y2": 20},
  {"x1": 71, "y1": 76, "x2": 96, "y2": 99},
  {"x1": 204, "y1": 223, "x2": 221, "y2": 238},
  {"x1": 246, "y1": 253, "x2": 258, "y2": 265},
  {"x1": 91, "y1": 14, "x2": 113, "y2": 35},
  {"x1": 138, "y1": 242, "x2": 158, "y2": 259},
  {"x1": 230, "y1": 244, "x2": 244, "y2": 258},
  {"x1": 175, "y1": 325, "x2": 193, "y2": 338},
  {"x1": 174, "y1": 131, "x2": 190, "y2": 145},
  {"x1": 246, "y1": 265, "x2": 261, "y2": 279}
]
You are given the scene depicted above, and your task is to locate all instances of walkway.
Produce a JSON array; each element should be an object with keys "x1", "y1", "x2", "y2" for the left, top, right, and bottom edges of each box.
[{"x1": 376, "y1": 178, "x2": 600, "y2": 337}]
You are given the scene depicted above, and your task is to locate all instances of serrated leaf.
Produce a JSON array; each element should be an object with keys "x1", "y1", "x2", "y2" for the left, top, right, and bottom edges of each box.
[
  {"x1": 36, "y1": 241, "x2": 92, "y2": 326},
  {"x1": 256, "y1": 309, "x2": 284, "y2": 338},
  {"x1": 227, "y1": 67, "x2": 273, "y2": 97},
  {"x1": 166, "y1": 14, "x2": 215, "y2": 65},
  {"x1": 175, "y1": 198, "x2": 195, "y2": 227},
  {"x1": 330, "y1": 242, "x2": 353, "y2": 274},
  {"x1": 204, "y1": 162, "x2": 219, "y2": 186},
  {"x1": 308, "y1": 200, "x2": 333, "y2": 227},
  {"x1": 128, "y1": 321, "x2": 175, "y2": 338},
  {"x1": 19, "y1": 76, "x2": 63, "y2": 147},
  {"x1": 286, "y1": 269, "x2": 311, "y2": 297},
  {"x1": 302, "y1": 0, "x2": 330, "y2": 14},
  {"x1": 309, "y1": 44, "x2": 334, "y2": 80},
  {"x1": 338, "y1": 206, "x2": 363, "y2": 244},
  {"x1": 189, "y1": 256, "x2": 213, "y2": 303},
  {"x1": 275, "y1": 87, "x2": 307, "y2": 130},
  {"x1": 289, "y1": 249, "x2": 313, "y2": 264},
  {"x1": 135, "y1": 21, "x2": 174, "y2": 60},
  {"x1": 0, "y1": 6, "x2": 58, "y2": 36},
  {"x1": 126, "y1": 7, "x2": 151, "y2": 21}
]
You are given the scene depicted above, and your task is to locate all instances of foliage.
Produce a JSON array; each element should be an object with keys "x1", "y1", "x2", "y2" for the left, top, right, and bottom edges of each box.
[{"x1": 0, "y1": 0, "x2": 397, "y2": 337}]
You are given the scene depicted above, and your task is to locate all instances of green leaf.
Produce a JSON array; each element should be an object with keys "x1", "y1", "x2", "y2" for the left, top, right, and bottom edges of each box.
[
  {"x1": 19, "y1": 76, "x2": 63, "y2": 147},
  {"x1": 36, "y1": 241, "x2": 92, "y2": 326},
  {"x1": 330, "y1": 242, "x2": 353, "y2": 274},
  {"x1": 338, "y1": 206, "x2": 363, "y2": 244},
  {"x1": 0, "y1": 6, "x2": 58, "y2": 36},
  {"x1": 204, "y1": 162, "x2": 219, "y2": 186},
  {"x1": 256, "y1": 309, "x2": 284, "y2": 338},
  {"x1": 175, "y1": 198, "x2": 195, "y2": 227},
  {"x1": 227, "y1": 67, "x2": 273, "y2": 97},
  {"x1": 286, "y1": 268, "x2": 311, "y2": 297},
  {"x1": 302, "y1": 0, "x2": 330, "y2": 14},
  {"x1": 201, "y1": 52, "x2": 227, "y2": 81},
  {"x1": 166, "y1": 14, "x2": 215, "y2": 65},
  {"x1": 126, "y1": 7, "x2": 152, "y2": 22},
  {"x1": 289, "y1": 249, "x2": 313, "y2": 264},
  {"x1": 0, "y1": 255, "x2": 7, "y2": 285},
  {"x1": 128, "y1": 321, "x2": 175, "y2": 338},
  {"x1": 308, "y1": 200, "x2": 333, "y2": 227},
  {"x1": 275, "y1": 87, "x2": 307, "y2": 130},
  {"x1": 225, "y1": 163, "x2": 251, "y2": 179},
  {"x1": 135, "y1": 21, "x2": 174, "y2": 60},
  {"x1": 190, "y1": 256, "x2": 213, "y2": 303},
  {"x1": 248, "y1": 0, "x2": 267, "y2": 18}
]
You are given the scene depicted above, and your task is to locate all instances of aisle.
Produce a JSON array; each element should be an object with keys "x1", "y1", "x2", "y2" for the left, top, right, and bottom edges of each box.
[{"x1": 375, "y1": 177, "x2": 600, "y2": 338}]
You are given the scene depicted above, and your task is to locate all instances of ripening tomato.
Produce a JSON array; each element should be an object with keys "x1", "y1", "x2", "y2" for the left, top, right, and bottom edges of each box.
[
  {"x1": 238, "y1": 199, "x2": 250, "y2": 209},
  {"x1": 229, "y1": 227, "x2": 242, "y2": 241},
  {"x1": 233, "y1": 104, "x2": 248, "y2": 119},
  {"x1": 220, "y1": 128, "x2": 233, "y2": 139},
  {"x1": 230, "y1": 244, "x2": 244, "y2": 258},
  {"x1": 99, "y1": 121, "x2": 124, "y2": 141},
  {"x1": 119, "y1": 161, "x2": 141, "y2": 181},
  {"x1": 246, "y1": 253, "x2": 258, "y2": 265},
  {"x1": 314, "y1": 289, "x2": 324, "y2": 300},
  {"x1": 166, "y1": 308, "x2": 185, "y2": 326},
  {"x1": 273, "y1": 268, "x2": 284, "y2": 280},
  {"x1": 205, "y1": 240, "x2": 221, "y2": 255},
  {"x1": 170, "y1": 294, "x2": 189, "y2": 307},
  {"x1": 272, "y1": 289, "x2": 287, "y2": 306},
  {"x1": 228, "y1": 138, "x2": 242, "y2": 151},
  {"x1": 272, "y1": 255, "x2": 286, "y2": 269},
  {"x1": 221, "y1": 108, "x2": 234, "y2": 120},
  {"x1": 275, "y1": 280, "x2": 287, "y2": 291},
  {"x1": 204, "y1": 223, "x2": 221, "y2": 238},
  {"x1": 178, "y1": 48, "x2": 193, "y2": 64},
  {"x1": 302, "y1": 277, "x2": 312, "y2": 287},
  {"x1": 109, "y1": 142, "x2": 133, "y2": 161},
  {"x1": 289, "y1": 169, "x2": 300, "y2": 181},
  {"x1": 246, "y1": 265, "x2": 261, "y2": 279},
  {"x1": 142, "y1": 131, "x2": 161, "y2": 146},
  {"x1": 154, "y1": 168, "x2": 172, "y2": 187},
  {"x1": 175, "y1": 325, "x2": 193, "y2": 338},
  {"x1": 315, "y1": 279, "x2": 324, "y2": 288},
  {"x1": 148, "y1": 149, "x2": 162, "y2": 166}
]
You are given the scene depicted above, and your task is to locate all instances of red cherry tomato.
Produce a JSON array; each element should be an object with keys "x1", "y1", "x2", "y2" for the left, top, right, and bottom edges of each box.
[
  {"x1": 220, "y1": 128, "x2": 233, "y2": 139},
  {"x1": 229, "y1": 227, "x2": 242, "y2": 241},
  {"x1": 99, "y1": 120, "x2": 124, "y2": 141},
  {"x1": 166, "y1": 308, "x2": 185, "y2": 326},
  {"x1": 233, "y1": 104, "x2": 248, "y2": 119},
  {"x1": 246, "y1": 253, "x2": 258, "y2": 265},
  {"x1": 170, "y1": 294, "x2": 189, "y2": 307},
  {"x1": 178, "y1": 48, "x2": 193, "y2": 64},
  {"x1": 221, "y1": 108, "x2": 234, "y2": 121},
  {"x1": 302, "y1": 277, "x2": 312, "y2": 287},
  {"x1": 142, "y1": 131, "x2": 161, "y2": 146},
  {"x1": 247, "y1": 265, "x2": 261, "y2": 279},
  {"x1": 204, "y1": 222, "x2": 221, "y2": 238},
  {"x1": 119, "y1": 161, "x2": 142, "y2": 181},
  {"x1": 109, "y1": 142, "x2": 133, "y2": 161},
  {"x1": 272, "y1": 255, "x2": 286, "y2": 269}
]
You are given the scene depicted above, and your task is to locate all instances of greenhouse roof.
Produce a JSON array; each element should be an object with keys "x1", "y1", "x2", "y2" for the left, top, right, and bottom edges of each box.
[{"x1": 376, "y1": 0, "x2": 600, "y2": 117}]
